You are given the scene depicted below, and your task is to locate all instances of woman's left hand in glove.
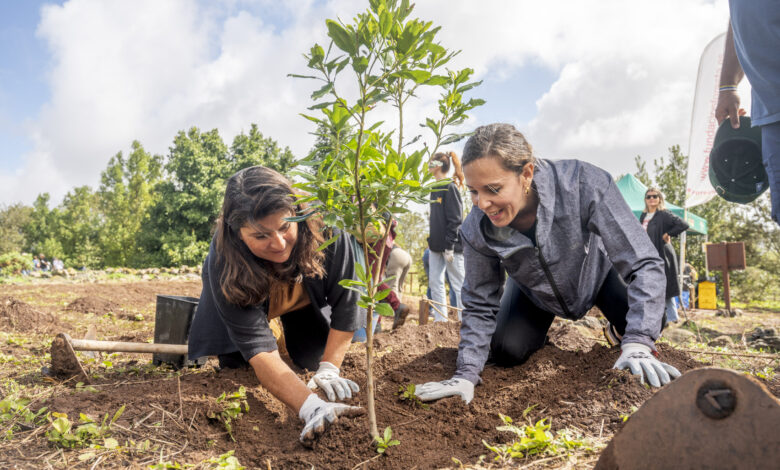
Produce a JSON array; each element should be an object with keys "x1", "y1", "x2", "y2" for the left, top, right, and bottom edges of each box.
[
  {"x1": 306, "y1": 361, "x2": 360, "y2": 401},
  {"x1": 613, "y1": 343, "x2": 681, "y2": 387}
]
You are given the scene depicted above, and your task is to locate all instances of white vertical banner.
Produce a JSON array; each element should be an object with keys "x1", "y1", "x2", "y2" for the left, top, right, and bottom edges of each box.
[{"x1": 685, "y1": 33, "x2": 725, "y2": 209}]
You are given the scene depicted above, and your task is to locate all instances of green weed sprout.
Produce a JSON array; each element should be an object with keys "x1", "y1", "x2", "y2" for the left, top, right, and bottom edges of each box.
[
  {"x1": 374, "y1": 426, "x2": 400, "y2": 454},
  {"x1": 397, "y1": 383, "x2": 429, "y2": 409},
  {"x1": 483, "y1": 413, "x2": 590, "y2": 465},
  {"x1": 0, "y1": 394, "x2": 48, "y2": 440},
  {"x1": 46, "y1": 404, "x2": 125, "y2": 449},
  {"x1": 207, "y1": 386, "x2": 249, "y2": 442},
  {"x1": 205, "y1": 450, "x2": 245, "y2": 469}
]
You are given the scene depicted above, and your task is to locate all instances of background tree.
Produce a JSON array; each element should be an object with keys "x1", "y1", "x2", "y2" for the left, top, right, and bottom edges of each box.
[
  {"x1": 0, "y1": 203, "x2": 33, "y2": 255},
  {"x1": 98, "y1": 141, "x2": 162, "y2": 267}
]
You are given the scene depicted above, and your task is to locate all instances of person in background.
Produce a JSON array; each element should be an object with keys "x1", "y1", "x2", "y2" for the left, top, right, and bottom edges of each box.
[
  {"x1": 416, "y1": 123, "x2": 680, "y2": 405},
  {"x1": 716, "y1": 3, "x2": 780, "y2": 226},
  {"x1": 187, "y1": 166, "x2": 363, "y2": 446},
  {"x1": 640, "y1": 188, "x2": 689, "y2": 324},
  {"x1": 385, "y1": 242, "x2": 412, "y2": 328},
  {"x1": 422, "y1": 247, "x2": 458, "y2": 320},
  {"x1": 427, "y1": 151, "x2": 466, "y2": 321}
]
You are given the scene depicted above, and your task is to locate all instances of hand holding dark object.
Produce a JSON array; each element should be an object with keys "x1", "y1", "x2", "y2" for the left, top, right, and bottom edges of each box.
[{"x1": 298, "y1": 394, "x2": 364, "y2": 446}]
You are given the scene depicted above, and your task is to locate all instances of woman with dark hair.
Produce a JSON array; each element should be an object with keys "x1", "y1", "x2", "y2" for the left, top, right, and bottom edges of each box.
[
  {"x1": 415, "y1": 123, "x2": 680, "y2": 404},
  {"x1": 640, "y1": 187, "x2": 689, "y2": 324},
  {"x1": 427, "y1": 151, "x2": 466, "y2": 321},
  {"x1": 188, "y1": 166, "x2": 363, "y2": 445}
]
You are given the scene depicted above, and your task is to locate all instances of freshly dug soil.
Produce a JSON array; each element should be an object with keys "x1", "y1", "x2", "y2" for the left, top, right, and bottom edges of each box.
[
  {"x1": 39, "y1": 320, "x2": 704, "y2": 469},
  {"x1": 66, "y1": 296, "x2": 123, "y2": 315},
  {"x1": 0, "y1": 296, "x2": 60, "y2": 333}
]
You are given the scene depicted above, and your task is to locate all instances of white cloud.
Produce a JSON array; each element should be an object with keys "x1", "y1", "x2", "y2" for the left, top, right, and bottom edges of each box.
[{"x1": 1, "y1": 0, "x2": 733, "y2": 205}]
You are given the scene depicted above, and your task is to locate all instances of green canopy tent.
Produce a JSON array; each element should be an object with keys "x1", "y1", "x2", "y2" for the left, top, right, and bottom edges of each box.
[{"x1": 616, "y1": 174, "x2": 708, "y2": 235}]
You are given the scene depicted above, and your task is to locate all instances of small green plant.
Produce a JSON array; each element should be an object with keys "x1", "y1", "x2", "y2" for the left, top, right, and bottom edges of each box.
[
  {"x1": 0, "y1": 394, "x2": 48, "y2": 440},
  {"x1": 207, "y1": 386, "x2": 249, "y2": 441},
  {"x1": 374, "y1": 426, "x2": 400, "y2": 454},
  {"x1": 148, "y1": 461, "x2": 192, "y2": 469},
  {"x1": 620, "y1": 406, "x2": 638, "y2": 422},
  {"x1": 205, "y1": 450, "x2": 245, "y2": 469},
  {"x1": 397, "y1": 383, "x2": 428, "y2": 409},
  {"x1": 46, "y1": 405, "x2": 125, "y2": 449},
  {"x1": 753, "y1": 367, "x2": 776, "y2": 381}
]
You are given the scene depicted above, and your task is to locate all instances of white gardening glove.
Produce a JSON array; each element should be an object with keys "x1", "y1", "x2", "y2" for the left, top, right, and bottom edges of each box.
[
  {"x1": 415, "y1": 378, "x2": 474, "y2": 404},
  {"x1": 306, "y1": 361, "x2": 360, "y2": 402},
  {"x1": 444, "y1": 249, "x2": 454, "y2": 264},
  {"x1": 298, "y1": 394, "x2": 364, "y2": 447},
  {"x1": 613, "y1": 343, "x2": 681, "y2": 388}
]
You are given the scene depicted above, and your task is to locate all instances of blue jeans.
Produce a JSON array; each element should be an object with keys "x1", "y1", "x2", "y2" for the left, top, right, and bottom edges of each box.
[
  {"x1": 423, "y1": 248, "x2": 456, "y2": 309},
  {"x1": 665, "y1": 297, "x2": 679, "y2": 323},
  {"x1": 428, "y1": 250, "x2": 465, "y2": 321},
  {"x1": 762, "y1": 121, "x2": 780, "y2": 226}
]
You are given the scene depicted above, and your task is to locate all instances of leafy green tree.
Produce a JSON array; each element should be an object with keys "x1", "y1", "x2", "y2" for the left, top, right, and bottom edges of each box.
[
  {"x1": 57, "y1": 186, "x2": 102, "y2": 268},
  {"x1": 230, "y1": 124, "x2": 295, "y2": 174},
  {"x1": 98, "y1": 141, "x2": 163, "y2": 267},
  {"x1": 0, "y1": 203, "x2": 33, "y2": 255},
  {"x1": 291, "y1": 0, "x2": 484, "y2": 437}
]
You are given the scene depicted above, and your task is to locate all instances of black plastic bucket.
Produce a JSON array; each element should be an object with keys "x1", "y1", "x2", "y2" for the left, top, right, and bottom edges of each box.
[{"x1": 153, "y1": 295, "x2": 206, "y2": 369}]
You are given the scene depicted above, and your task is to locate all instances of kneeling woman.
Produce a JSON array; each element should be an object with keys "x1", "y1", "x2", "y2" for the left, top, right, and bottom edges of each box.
[
  {"x1": 417, "y1": 124, "x2": 680, "y2": 404},
  {"x1": 188, "y1": 166, "x2": 363, "y2": 444}
]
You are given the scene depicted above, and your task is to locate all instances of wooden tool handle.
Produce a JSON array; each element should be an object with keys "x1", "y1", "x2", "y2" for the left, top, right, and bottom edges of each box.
[{"x1": 62, "y1": 334, "x2": 188, "y2": 355}]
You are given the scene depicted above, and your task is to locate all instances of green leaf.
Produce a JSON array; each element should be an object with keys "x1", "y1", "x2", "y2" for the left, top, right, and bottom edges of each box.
[
  {"x1": 378, "y1": 9, "x2": 392, "y2": 37},
  {"x1": 311, "y1": 83, "x2": 334, "y2": 100},
  {"x1": 326, "y1": 20, "x2": 356, "y2": 55},
  {"x1": 352, "y1": 56, "x2": 369, "y2": 74},
  {"x1": 287, "y1": 73, "x2": 319, "y2": 80},
  {"x1": 375, "y1": 302, "x2": 394, "y2": 317},
  {"x1": 398, "y1": 69, "x2": 431, "y2": 83},
  {"x1": 317, "y1": 234, "x2": 340, "y2": 252},
  {"x1": 425, "y1": 75, "x2": 449, "y2": 86},
  {"x1": 103, "y1": 437, "x2": 119, "y2": 449},
  {"x1": 384, "y1": 426, "x2": 392, "y2": 441}
]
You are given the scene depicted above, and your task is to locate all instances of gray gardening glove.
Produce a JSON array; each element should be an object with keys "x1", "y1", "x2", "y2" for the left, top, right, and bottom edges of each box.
[
  {"x1": 613, "y1": 343, "x2": 681, "y2": 387},
  {"x1": 298, "y1": 394, "x2": 364, "y2": 447},
  {"x1": 306, "y1": 361, "x2": 360, "y2": 402},
  {"x1": 415, "y1": 378, "x2": 474, "y2": 404},
  {"x1": 444, "y1": 249, "x2": 454, "y2": 264}
]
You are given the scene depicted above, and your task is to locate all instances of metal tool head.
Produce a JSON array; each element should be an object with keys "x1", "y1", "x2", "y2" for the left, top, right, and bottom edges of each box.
[{"x1": 50, "y1": 333, "x2": 90, "y2": 384}]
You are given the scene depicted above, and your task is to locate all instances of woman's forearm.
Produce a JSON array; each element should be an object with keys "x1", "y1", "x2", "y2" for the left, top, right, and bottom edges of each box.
[
  {"x1": 249, "y1": 350, "x2": 312, "y2": 413},
  {"x1": 320, "y1": 328, "x2": 355, "y2": 368}
]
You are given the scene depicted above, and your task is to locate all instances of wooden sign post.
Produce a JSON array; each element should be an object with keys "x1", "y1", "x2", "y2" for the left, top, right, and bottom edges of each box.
[{"x1": 705, "y1": 242, "x2": 746, "y2": 312}]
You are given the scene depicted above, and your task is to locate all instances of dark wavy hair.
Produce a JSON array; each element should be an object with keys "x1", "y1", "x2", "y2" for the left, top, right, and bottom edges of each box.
[
  {"x1": 462, "y1": 123, "x2": 536, "y2": 174},
  {"x1": 215, "y1": 166, "x2": 325, "y2": 307}
]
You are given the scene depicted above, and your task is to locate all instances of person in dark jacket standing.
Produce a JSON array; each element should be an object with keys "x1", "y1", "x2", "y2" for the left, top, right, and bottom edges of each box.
[
  {"x1": 415, "y1": 123, "x2": 680, "y2": 405},
  {"x1": 428, "y1": 151, "x2": 466, "y2": 321},
  {"x1": 639, "y1": 188, "x2": 689, "y2": 323},
  {"x1": 188, "y1": 166, "x2": 363, "y2": 446}
]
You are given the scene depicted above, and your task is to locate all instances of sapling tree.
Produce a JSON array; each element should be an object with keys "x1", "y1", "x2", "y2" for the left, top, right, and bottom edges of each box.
[{"x1": 289, "y1": 0, "x2": 484, "y2": 438}]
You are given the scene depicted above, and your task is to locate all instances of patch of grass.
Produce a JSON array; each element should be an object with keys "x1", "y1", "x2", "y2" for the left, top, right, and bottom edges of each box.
[
  {"x1": 46, "y1": 404, "x2": 125, "y2": 449},
  {"x1": 0, "y1": 392, "x2": 48, "y2": 440},
  {"x1": 482, "y1": 414, "x2": 595, "y2": 465},
  {"x1": 205, "y1": 450, "x2": 244, "y2": 469}
]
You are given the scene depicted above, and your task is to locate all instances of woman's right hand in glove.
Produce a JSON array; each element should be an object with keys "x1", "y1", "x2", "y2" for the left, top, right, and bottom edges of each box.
[{"x1": 298, "y1": 394, "x2": 364, "y2": 446}]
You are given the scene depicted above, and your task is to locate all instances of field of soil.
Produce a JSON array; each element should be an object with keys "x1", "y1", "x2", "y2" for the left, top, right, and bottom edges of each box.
[{"x1": 0, "y1": 278, "x2": 778, "y2": 469}]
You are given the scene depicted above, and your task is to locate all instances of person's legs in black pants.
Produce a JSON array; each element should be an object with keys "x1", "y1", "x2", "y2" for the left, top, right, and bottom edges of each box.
[
  {"x1": 218, "y1": 305, "x2": 331, "y2": 371},
  {"x1": 593, "y1": 267, "x2": 666, "y2": 339},
  {"x1": 280, "y1": 305, "x2": 331, "y2": 371},
  {"x1": 490, "y1": 277, "x2": 556, "y2": 366}
]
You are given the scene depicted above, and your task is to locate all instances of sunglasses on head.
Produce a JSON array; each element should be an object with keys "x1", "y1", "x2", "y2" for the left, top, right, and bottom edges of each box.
[{"x1": 646, "y1": 194, "x2": 659, "y2": 200}]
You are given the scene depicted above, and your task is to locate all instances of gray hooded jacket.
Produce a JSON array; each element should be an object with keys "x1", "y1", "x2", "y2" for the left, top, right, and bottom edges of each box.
[{"x1": 454, "y1": 159, "x2": 665, "y2": 385}]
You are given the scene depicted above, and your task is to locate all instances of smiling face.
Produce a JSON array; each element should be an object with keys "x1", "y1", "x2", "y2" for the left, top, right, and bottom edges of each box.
[
  {"x1": 464, "y1": 156, "x2": 536, "y2": 229},
  {"x1": 238, "y1": 210, "x2": 298, "y2": 264}
]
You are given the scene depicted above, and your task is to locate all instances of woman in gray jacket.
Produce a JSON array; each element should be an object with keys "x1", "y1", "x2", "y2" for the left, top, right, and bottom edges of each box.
[{"x1": 416, "y1": 123, "x2": 680, "y2": 404}]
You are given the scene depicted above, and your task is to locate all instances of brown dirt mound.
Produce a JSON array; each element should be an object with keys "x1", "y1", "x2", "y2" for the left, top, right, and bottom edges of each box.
[
  {"x1": 66, "y1": 296, "x2": 122, "y2": 315},
  {"x1": 0, "y1": 296, "x2": 59, "y2": 333},
  {"x1": 38, "y1": 320, "x2": 711, "y2": 470}
]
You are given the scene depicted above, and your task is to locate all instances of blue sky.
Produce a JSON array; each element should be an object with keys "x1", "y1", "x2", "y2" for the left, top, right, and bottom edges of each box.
[{"x1": 0, "y1": 0, "x2": 732, "y2": 206}]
